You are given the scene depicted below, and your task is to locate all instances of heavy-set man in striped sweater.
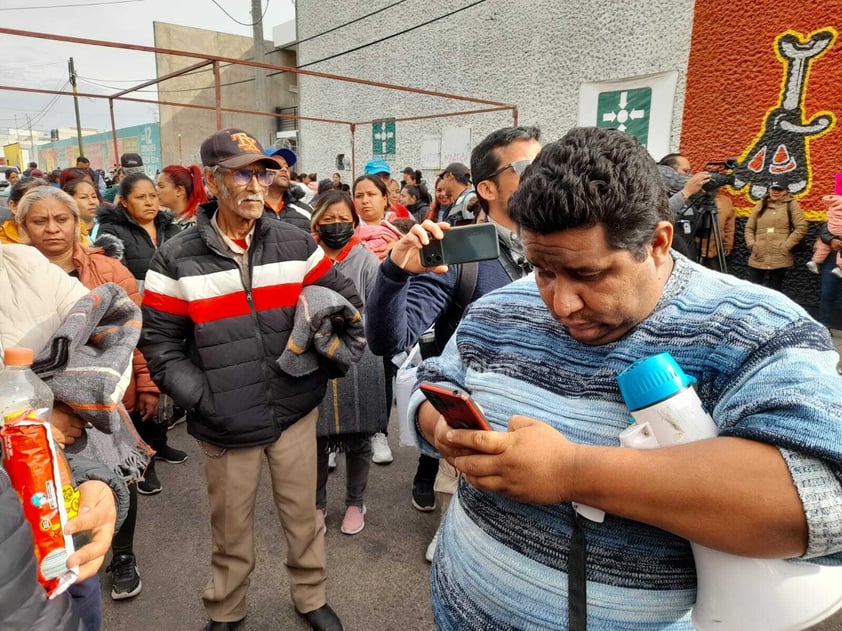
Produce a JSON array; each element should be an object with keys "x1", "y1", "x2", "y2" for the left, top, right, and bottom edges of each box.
[
  {"x1": 409, "y1": 127, "x2": 842, "y2": 630},
  {"x1": 139, "y1": 129, "x2": 358, "y2": 631}
]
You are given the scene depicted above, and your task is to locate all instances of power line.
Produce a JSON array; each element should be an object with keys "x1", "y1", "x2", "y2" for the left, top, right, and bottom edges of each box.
[
  {"x1": 298, "y1": 0, "x2": 488, "y2": 69},
  {"x1": 209, "y1": 0, "x2": 270, "y2": 27},
  {"x1": 0, "y1": 0, "x2": 141, "y2": 10},
  {"x1": 296, "y1": 0, "x2": 409, "y2": 45}
]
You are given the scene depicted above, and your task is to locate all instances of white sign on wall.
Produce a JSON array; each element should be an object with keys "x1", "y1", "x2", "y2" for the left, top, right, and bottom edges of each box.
[
  {"x1": 441, "y1": 126, "x2": 472, "y2": 166},
  {"x1": 420, "y1": 137, "x2": 441, "y2": 170},
  {"x1": 578, "y1": 71, "x2": 678, "y2": 160}
]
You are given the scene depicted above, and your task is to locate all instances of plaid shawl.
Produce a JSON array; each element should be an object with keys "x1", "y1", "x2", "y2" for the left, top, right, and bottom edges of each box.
[
  {"x1": 277, "y1": 286, "x2": 366, "y2": 378},
  {"x1": 35, "y1": 283, "x2": 152, "y2": 482}
]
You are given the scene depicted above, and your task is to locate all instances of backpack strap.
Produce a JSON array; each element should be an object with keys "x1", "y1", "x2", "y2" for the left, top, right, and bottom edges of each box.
[{"x1": 432, "y1": 261, "x2": 479, "y2": 354}]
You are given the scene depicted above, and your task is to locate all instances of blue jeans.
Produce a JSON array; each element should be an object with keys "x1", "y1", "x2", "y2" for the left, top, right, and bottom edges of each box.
[
  {"x1": 818, "y1": 255, "x2": 842, "y2": 326},
  {"x1": 69, "y1": 575, "x2": 103, "y2": 631}
]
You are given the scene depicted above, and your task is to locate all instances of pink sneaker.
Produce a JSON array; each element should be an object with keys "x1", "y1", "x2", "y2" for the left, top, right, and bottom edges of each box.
[{"x1": 340, "y1": 505, "x2": 366, "y2": 535}]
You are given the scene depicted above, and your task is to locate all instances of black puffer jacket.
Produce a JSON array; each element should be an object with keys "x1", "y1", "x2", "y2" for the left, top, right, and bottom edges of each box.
[
  {"x1": 96, "y1": 206, "x2": 181, "y2": 281},
  {"x1": 139, "y1": 202, "x2": 362, "y2": 448},
  {"x1": 263, "y1": 188, "x2": 313, "y2": 233}
]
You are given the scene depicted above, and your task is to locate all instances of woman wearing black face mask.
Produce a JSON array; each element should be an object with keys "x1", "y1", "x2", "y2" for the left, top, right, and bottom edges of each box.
[{"x1": 309, "y1": 190, "x2": 387, "y2": 536}]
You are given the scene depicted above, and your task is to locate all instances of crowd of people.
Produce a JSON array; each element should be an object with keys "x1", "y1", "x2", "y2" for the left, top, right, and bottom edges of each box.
[{"x1": 1, "y1": 123, "x2": 841, "y2": 631}]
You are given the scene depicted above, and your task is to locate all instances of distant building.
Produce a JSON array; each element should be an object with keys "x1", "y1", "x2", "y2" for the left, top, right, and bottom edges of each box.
[{"x1": 152, "y1": 21, "x2": 299, "y2": 168}]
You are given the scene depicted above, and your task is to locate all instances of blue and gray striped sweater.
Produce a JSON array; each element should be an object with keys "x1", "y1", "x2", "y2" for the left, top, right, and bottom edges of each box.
[{"x1": 409, "y1": 254, "x2": 842, "y2": 630}]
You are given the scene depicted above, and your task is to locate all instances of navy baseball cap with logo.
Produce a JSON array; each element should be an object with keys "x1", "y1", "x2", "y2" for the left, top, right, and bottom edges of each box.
[
  {"x1": 264, "y1": 146, "x2": 297, "y2": 168},
  {"x1": 200, "y1": 128, "x2": 281, "y2": 169}
]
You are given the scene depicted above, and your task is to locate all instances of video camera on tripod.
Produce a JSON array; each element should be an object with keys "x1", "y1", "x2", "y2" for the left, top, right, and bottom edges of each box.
[
  {"x1": 675, "y1": 158, "x2": 736, "y2": 271},
  {"x1": 700, "y1": 158, "x2": 737, "y2": 193}
]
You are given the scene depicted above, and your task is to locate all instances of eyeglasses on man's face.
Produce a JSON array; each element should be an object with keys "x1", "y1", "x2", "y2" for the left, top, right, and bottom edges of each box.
[
  {"x1": 482, "y1": 159, "x2": 533, "y2": 183},
  {"x1": 222, "y1": 167, "x2": 275, "y2": 187}
]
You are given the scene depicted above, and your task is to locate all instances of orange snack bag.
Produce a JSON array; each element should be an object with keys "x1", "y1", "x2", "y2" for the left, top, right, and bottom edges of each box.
[{"x1": 1, "y1": 411, "x2": 79, "y2": 598}]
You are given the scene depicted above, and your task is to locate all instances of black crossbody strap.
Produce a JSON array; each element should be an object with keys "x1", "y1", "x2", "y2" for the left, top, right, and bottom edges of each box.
[{"x1": 568, "y1": 511, "x2": 588, "y2": 631}]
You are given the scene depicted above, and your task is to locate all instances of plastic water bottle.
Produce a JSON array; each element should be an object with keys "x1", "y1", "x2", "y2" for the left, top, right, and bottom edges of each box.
[{"x1": 0, "y1": 347, "x2": 54, "y2": 425}]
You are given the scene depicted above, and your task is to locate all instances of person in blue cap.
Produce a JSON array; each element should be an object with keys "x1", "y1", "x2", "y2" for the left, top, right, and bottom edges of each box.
[
  {"x1": 362, "y1": 159, "x2": 411, "y2": 219},
  {"x1": 264, "y1": 146, "x2": 313, "y2": 232}
]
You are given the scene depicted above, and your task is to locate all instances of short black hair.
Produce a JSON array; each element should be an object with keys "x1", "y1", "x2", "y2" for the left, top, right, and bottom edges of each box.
[
  {"x1": 471, "y1": 126, "x2": 541, "y2": 213},
  {"x1": 76, "y1": 156, "x2": 90, "y2": 165},
  {"x1": 509, "y1": 127, "x2": 671, "y2": 260},
  {"x1": 658, "y1": 153, "x2": 684, "y2": 169}
]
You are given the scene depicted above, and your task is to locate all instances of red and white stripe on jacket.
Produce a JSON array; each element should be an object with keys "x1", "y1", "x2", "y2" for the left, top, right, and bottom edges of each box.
[{"x1": 143, "y1": 247, "x2": 332, "y2": 325}]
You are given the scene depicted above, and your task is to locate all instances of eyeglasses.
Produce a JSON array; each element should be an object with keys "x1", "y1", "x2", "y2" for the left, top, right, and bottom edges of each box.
[
  {"x1": 221, "y1": 167, "x2": 274, "y2": 187},
  {"x1": 481, "y1": 159, "x2": 533, "y2": 183}
]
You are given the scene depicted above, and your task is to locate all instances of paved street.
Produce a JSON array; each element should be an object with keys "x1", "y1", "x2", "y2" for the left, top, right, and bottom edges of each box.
[
  {"x1": 101, "y1": 403, "x2": 842, "y2": 631},
  {"x1": 101, "y1": 414, "x2": 436, "y2": 631}
]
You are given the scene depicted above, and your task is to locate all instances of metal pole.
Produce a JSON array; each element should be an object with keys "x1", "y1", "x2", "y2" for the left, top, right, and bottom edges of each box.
[
  {"x1": 251, "y1": 0, "x2": 268, "y2": 142},
  {"x1": 68, "y1": 57, "x2": 84, "y2": 156},
  {"x1": 109, "y1": 99, "x2": 119, "y2": 169},
  {"x1": 350, "y1": 124, "x2": 356, "y2": 182},
  {"x1": 26, "y1": 114, "x2": 35, "y2": 165},
  {"x1": 213, "y1": 61, "x2": 222, "y2": 129}
]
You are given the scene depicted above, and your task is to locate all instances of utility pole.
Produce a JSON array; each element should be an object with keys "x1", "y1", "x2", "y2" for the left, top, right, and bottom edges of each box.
[
  {"x1": 68, "y1": 57, "x2": 84, "y2": 157},
  {"x1": 251, "y1": 0, "x2": 268, "y2": 143},
  {"x1": 26, "y1": 115, "x2": 35, "y2": 166}
]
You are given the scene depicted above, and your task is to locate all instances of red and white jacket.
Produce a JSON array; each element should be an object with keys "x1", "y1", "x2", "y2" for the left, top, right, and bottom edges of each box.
[{"x1": 139, "y1": 202, "x2": 361, "y2": 448}]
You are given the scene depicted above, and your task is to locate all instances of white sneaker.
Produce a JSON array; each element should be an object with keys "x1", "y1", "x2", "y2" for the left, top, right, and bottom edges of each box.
[
  {"x1": 806, "y1": 260, "x2": 819, "y2": 274},
  {"x1": 832, "y1": 267, "x2": 842, "y2": 279},
  {"x1": 370, "y1": 433, "x2": 393, "y2": 464},
  {"x1": 328, "y1": 452, "x2": 337, "y2": 471},
  {"x1": 425, "y1": 529, "x2": 440, "y2": 563}
]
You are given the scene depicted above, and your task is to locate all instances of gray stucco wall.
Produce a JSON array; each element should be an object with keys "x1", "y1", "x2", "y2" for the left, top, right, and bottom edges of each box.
[{"x1": 295, "y1": 0, "x2": 695, "y2": 181}]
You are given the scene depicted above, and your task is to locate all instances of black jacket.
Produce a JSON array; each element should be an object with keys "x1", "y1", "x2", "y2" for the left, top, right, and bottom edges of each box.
[
  {"x1": 139, "y1": 202, "x2": 362, "y2": 448},
  {"x1": 96, "y1": 206, "x2": 182, "y2": 281},
  {"x1": 263, "y1": 188, "x2": 313, "y2": 233},
  {"x1": 406, "y1": 200, "x2": 430, "y2": 224}
]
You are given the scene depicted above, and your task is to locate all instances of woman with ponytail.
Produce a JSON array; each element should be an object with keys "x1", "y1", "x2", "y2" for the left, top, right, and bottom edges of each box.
[{"x1": 156, "y1": 164, "x2": 208, "y2": 225}]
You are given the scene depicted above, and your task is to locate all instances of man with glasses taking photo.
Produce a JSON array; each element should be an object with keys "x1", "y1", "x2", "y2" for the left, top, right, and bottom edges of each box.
[
  {"x1": 139, "y1": 128, "x2": 358, "y2": 631},
  {"x1": 364, "y1": 126, "x2": 541, "y2": 560}
]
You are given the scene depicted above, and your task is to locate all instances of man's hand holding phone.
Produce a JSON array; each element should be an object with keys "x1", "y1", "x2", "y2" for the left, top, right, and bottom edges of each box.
[{"x1": 389, "y1": 219, "x2": 451, "y2": 274}]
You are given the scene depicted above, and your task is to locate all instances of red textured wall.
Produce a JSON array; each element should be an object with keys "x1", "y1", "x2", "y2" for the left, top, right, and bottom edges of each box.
[{"x1": 682, "y1": 2, "x2": 841, "y2": 219}]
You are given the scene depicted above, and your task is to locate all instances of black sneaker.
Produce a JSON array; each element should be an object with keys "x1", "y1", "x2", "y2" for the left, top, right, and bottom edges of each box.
[
  {"x1": 411, "y1": 475, "x2": 436, "y2": 512},
  {"x1": 167, "y1": 407, "x2": 186, "y2": 431},
  {"x1": 153, "y1": 444, "x2": 188, "y2": 464},
  {"x1": 137, "y1": 461, "x2": 162, "y2": 495},
  {"x1": 106, "y1": 553, "x2": 142, "y2": 600}
]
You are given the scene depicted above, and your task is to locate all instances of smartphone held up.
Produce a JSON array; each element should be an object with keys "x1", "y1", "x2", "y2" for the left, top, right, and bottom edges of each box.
[{"x1": 420, "y1": 223, "x2": 500, "y2": 267}]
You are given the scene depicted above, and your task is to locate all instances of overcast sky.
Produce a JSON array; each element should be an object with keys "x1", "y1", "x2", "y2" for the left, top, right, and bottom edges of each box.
[{"x1": 0, "y1": 0, "x2": 295, "y2": 133}]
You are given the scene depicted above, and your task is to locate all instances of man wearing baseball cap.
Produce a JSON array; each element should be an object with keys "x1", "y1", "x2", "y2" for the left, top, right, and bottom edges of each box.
[
  {"x1": 140, "y1": 128, "x2": 357, "y2": 631},
  {"x1": 438, "y1": 162, "x2": 477, "y2": 225},
  {"x1": 263, "y1": 146, "x2": 313, "y2": 232}
]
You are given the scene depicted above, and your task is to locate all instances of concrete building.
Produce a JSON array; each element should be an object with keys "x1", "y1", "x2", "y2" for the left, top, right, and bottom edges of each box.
[
  {"x1": 293, "y1": 0, "x2": 842, "y2": 311},
  {"x1": 153, "y1": 22, "x2": 299, "y2": 168},
  {"x1": 294, "y1": 0, "x2": 694, "y2": 184}
]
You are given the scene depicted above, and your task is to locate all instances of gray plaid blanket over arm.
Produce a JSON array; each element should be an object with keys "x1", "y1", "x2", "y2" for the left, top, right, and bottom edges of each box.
[
  {"x1": 277, "y1": 286, "x2": 367, "y2": 378},
  {"x1": 36, "y1": 282, "x2": 152, "y2": 482}
]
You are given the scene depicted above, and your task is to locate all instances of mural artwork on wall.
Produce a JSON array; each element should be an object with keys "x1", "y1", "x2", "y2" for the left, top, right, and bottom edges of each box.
[{"x1": 732, "y1": 29, "x2": 837, "y2": 202}]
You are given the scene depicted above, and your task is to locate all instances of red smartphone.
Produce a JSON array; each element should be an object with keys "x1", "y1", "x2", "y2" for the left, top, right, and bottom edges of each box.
[{"x1": 419, "y1": 382, "x2": 492, "y2": 431}]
